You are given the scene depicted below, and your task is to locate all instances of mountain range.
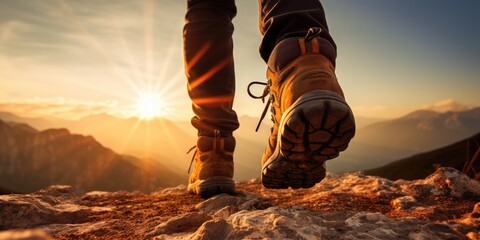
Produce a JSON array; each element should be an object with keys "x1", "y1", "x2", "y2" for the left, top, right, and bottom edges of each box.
[
  {"x1": 329, "y1": 107, "x2": 480, "y2": 172},
  {"x1": 364, "y1": 131, "x2": 480, "y2": 180},
  {"x1": 0, "y1": 111, "x2": 272, "y2": 181},
  {"x1": 1, "y1": 107, "x2": 479, "y2": 182},
  {"x1": 0, "y1": 119, "x2": 185, "y2": 194},
  {"x1": 355, "y1": 108, "x2": 480, "y2": 151}
]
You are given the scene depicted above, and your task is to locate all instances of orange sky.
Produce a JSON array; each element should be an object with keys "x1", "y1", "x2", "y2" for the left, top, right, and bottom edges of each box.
[{"x1": 0, "y1": 0, "x2": 479, "y2": 121}]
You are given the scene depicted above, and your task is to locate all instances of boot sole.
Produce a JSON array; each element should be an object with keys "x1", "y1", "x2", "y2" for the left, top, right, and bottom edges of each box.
[
  {"x1": 262, "y1": 90, "x2": 356, "y2": 189},
  {"x1": 188, "y1": 176, "x2": 235, "y2": 199}
]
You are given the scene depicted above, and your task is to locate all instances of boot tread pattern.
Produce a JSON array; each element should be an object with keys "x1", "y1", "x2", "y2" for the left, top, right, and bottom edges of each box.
[{"x1": 262, "y1": 90, "x2": 355, "y2": 189}]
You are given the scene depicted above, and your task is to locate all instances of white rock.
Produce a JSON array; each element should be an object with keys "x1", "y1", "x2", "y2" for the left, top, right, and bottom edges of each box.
[
  {"x1": 401, "y1": 168, "x2": 480, "y2": 198},
  {"x1": 0, "y1": 186, "x2": 101, "y2": 229},
  {"x1": 390, "y1": 196, "x2": 421, "y2": 210}
]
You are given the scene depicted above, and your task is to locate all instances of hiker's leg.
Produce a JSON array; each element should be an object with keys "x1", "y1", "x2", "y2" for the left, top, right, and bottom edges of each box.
[
  {"x1": 184, "y1": 0, "x2": 239, "y2": 137},
  {"x1": 258, "y1": 0, "x2": 336, "y2": 65}
]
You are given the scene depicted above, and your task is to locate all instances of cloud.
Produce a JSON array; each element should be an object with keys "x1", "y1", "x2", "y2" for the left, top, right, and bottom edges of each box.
[
  {"x1": 420, "y1": 99, "x2": 470, "y2": 113},
  {"x1": 0, "y1": 20, "x2": 30, "y2": 42},
  {"x1": 0, "y1": 98, "x2": 117, "y2": 120}
]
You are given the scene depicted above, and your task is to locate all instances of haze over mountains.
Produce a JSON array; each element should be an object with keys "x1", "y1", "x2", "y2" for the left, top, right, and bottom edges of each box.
[
  {"x1": 365, "y1": 131, "x2": 480, "y2": 181},
  {"x1": 329, "y1": 107, "x2": 480, "y2": 172},
  {"x1": 1, "y1": 106, "x2": 479, "y2": 185},
  {"x1": 0, "y1": 119, "x2": 184, "y2": 194},
  {"x1": 0, "y1": 111, "x2": 272, "y2": 181}
]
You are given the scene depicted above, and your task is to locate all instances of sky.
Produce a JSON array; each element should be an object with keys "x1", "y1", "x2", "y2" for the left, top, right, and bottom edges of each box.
[{"x1": 0, "y1": 0, "x2": 479, "y2": 120}]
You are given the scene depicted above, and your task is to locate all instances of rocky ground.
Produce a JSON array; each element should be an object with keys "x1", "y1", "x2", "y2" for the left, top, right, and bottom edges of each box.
[{"x1": 1, "y1": 167, "x2": 479, "y2": 239}]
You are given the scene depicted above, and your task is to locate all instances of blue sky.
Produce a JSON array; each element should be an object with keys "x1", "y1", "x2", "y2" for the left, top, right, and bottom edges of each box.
[{"x1": 0, "y1": 0, "x2": 479, "y2": 120}]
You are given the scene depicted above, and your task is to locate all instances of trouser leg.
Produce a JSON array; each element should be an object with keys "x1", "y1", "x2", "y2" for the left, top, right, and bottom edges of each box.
[
  {"x1": 184, "y1": 0, "x2": 239, "y2": 136},
  {"x1": 258, "y1": 0, "x2": 337, "y2": 65}
]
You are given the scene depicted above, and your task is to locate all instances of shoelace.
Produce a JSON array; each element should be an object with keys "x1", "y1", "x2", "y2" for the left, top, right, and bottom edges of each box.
[
  {"x1": 186, "y1": 146, "x2": 196, "y2": 173},
  {"x1": 247, "y1": 80, "x2": 271, "y2": 131}
]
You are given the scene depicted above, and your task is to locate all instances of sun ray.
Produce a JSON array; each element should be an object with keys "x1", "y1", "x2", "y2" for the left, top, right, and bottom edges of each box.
[
  {"x1": 145, "y1": 119, "x2": 152, "y2": 157},
  {"x1": 191, "y1": 95, "x2": 234, "y2": 105},
  {"x1": 119, "y1": 117, "x2": 143, "y2": 153},
  {"x1": 134, "y1": 92, "x2": 165, "y2": 119},
  {"x1": 186, "y1": 42, "x2": 211, "y2": 73},
  {"x1": 48, "y1": 0, "x2": 143, "y2": 96},
  {"x1": 113, "y1": 16, "x2": 143, "y2": 89},
  {"x1": 156, "y1": 118, "x2": 185, "y2": 158},
  {"x1": 188, "y1": 57, "x2": 233, "y2": 90},
  {"x1": 144, "y1": 0, "x2": 155, "y2": 91},
  {"x1": 157, "y1": 68, "x2": 184, "y2": 98},
  {"x1": 154, "y1": 38, "x2": 180, "y2": 94},
  {"x1": 33, "y1": 1, "x2": 195, "y2": 122}
]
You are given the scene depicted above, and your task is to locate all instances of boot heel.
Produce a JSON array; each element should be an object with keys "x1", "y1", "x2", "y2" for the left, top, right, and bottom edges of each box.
[
  {"x1": 261, "y1": 90, "x2": 355, "y2": 189},
  {"x1": 188, "y1": 176, "x2": 235, "y2": 199},
  {"x1": 280, "y1": 90, "x2": 356, "y2": 161}
]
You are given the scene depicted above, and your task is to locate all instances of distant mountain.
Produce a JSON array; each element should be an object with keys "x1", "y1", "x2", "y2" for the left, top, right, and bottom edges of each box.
[
  {"x1": 0, "y1": 119, "x2": 185, "y2": 194},
  {"x1": 0, "y1": 112, "x2": 197, "y2": 172},
  {"x1": 3, "y1": 107, "x2": 479, "y2": 178},
  {"x1": 327, "y1": 141, "x2": 416, "y2": 173},
  {"x1": 0, "y1": 112, "x2": 270, "y2": 181},
  {"x1": 364, "y1": 132, "x2": 480, "y2": 180},
  {"x1": 353, "y1": 116, "x2": 384, "y2": 129},
  {"x1": 0, "y1": 112, "x2": 56, "y2": 130},
  {"x1": 328, "y1": 108, "x2": 480, "y2": 173},
  {"x1": 355, "y1": 107, "x2": 480, "y2": 152}
]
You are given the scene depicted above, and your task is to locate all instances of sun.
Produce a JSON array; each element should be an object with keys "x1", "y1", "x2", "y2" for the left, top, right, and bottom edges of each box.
[{"x1": 135, "y1": 92, "x2": 164, "y2": 119}]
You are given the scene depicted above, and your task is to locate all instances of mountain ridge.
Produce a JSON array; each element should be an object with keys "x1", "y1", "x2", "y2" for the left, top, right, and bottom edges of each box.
[
  {"x1": 332, "y1": 107, "x2": 480, "y2": 172},
  {"x1": 364, "y1": 131, "x2": 480, "y2": 181},
  {"x1": 2, "y1": 107, "x2": 480, "y2": 177},
  {"x1": 0, "y1": 119, "x2": 185, "y2": 194}
]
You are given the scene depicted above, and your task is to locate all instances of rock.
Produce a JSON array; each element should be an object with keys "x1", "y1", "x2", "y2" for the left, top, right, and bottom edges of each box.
[
  {"x1": 312, "y1": 172, "x2": 403, "y2": 197},
  {"x1": 0, "y1": 186, "x2": 111, "y2": 229},
  {"x1": 190, "y1": 218, "x2": 232, "y2": 240},
  {"x1": 195, "y1": 192, "x2": 270, "y2": 214},
  {"x1": 38, "y1": 221, "x2": 113, "y2": 238},
  {"x1": 466, "y1": 231, "x2": 480, "y2": 240},
  {"x1": 401, "y1": 167, "x2": 480, "y2": 198},
  {"x1": 408, "y1": 223, "x2": 469, "y2": 240},
  {"x1": 225, "y1": 207, "x2": 466, "y2": 239},
  {"x1": 390, "y1": 196, "x2": 423, "y2": 210},
  {"x1": 471, "y1": 202, "x2": 480, "y2": 218},
  {"x1": 0, "y1": 168, "x2": 478, "y2": 239},
  {"x1": 0, "y1": 230, "x2": 52, "y2": 240},
  {"x1": 148, "y1": 212, "x2": 211, "y2": 237},
  {"x1": 155, "y1": 185, "x2": 187, "y2": 195}
]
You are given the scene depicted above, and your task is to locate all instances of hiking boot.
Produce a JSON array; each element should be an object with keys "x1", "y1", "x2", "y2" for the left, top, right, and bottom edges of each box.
[
  {"x1": 250, "y1": 35, "x2": 355, "y2": 189},
  {"x1": 187, "y1": 130, "x2": 236, "y2": 198}
]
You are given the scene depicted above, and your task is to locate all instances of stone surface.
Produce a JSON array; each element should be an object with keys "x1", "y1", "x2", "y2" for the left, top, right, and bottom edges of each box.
[
  {"x1": 0, "y1": 230, "x2": 52, "y2": 240},
  {"x1": 0, "y1": 168, "x2": 478, "y2": 239},
  {"x1": 0, "y1": 185, "x2": 111, "y2": 230},
  {"x1": 400, "y1": 167, "x2": 480, "y2": 198},
  {"x1": 390, "y1": 196, "x2": 422, "y2": 211}
]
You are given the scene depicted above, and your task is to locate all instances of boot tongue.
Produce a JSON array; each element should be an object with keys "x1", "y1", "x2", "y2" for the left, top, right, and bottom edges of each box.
[
  {"x1": 267, "y1": 35, "x2": 337, "y2": 72},
  {"x1": 267, "y1": 38, "x2": 302, "y2": 72}
]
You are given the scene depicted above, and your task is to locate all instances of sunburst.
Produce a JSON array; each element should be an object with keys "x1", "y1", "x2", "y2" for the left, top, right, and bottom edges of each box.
[{"x1": 134, "y1": 92, "x2": 165, "y2": 120}]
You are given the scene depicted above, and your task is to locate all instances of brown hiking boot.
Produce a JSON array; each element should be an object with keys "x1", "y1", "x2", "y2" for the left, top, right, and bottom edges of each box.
[
  {"x1": 187, "y1": 131, "x2": 236, "y2": 198},
  {"x1": 249, "y1": 36, "x2": 356, "y2": 189}
]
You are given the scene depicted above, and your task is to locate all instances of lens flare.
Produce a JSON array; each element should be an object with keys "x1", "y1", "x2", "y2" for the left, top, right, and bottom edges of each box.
[{"x1": 135, "y1": 92, "x2": 164, "y2": 119}]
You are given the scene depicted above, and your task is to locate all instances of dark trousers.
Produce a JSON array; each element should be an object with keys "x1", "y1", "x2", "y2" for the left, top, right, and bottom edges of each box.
[{"x1": 183, "y1": 0, "x2": 336, "y2": 136}]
